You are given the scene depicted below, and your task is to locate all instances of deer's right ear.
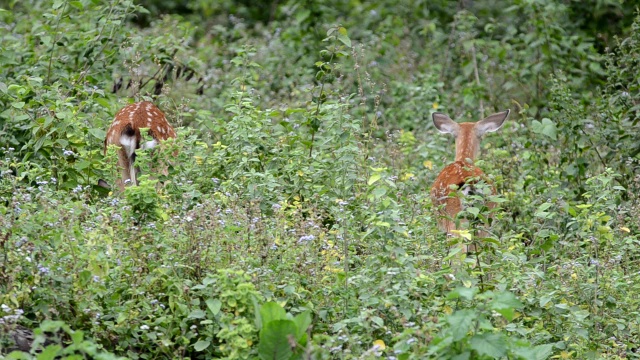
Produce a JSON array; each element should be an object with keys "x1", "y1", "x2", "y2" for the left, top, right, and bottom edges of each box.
[
  {"x1": 97, "y1": 179, "x2": 111, "y2": 189},
  {"x1": 432, "y1": 112, "x2": 459, "y2": 135}
]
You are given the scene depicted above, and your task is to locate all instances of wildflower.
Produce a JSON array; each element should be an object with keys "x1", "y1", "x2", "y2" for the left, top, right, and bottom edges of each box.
[
  {"x1": 63, "y1": 149, "x2": 75, "y2": 157},
  {"x1": 37, "y1": 265, "x2": 51, "y2": 275},
  {"x1": 298, "y1": 235, "x2": 315, "y2": 243},
  {"x1": 140, "y1": 325, "x2": 150, "y2": 330}
]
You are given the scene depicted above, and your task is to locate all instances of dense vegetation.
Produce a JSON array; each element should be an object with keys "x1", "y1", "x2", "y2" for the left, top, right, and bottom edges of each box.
[{"x1": 1, "y1": 0, "x2": 639, "y2": 358}]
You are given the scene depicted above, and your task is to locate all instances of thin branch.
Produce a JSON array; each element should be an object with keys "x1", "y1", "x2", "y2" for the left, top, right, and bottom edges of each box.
[
  {"x1": 471, "y1": 43, "x2": 484, "y2": 117},
  {"x1": 46, "y1": 1, "x2": 69, "y2": 84}
]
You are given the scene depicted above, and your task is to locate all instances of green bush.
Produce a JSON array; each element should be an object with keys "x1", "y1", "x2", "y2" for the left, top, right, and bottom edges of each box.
[{"x1": 1, "y1": 1, "x2": 639, "y2": 359}]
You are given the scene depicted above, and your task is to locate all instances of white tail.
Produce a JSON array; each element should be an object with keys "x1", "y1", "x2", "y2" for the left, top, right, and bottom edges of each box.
[
  {"x1": 103, "y1": 101, "x2": 176, "y2": 191},
  {"x1": 430, "y1": 110, "x2": 509, "y2": 252}
]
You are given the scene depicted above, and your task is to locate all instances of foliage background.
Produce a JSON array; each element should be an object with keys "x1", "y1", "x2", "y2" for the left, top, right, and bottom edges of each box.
[{"x1": 1, "y1": 0, "x2": 639, "y2": 358}]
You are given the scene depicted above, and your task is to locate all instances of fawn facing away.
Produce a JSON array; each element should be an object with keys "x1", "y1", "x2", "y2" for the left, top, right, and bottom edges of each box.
[
  {"x1": 101, "y1": 101, "x2": 176, "y2": 191},
  {"x1": 430, "y1": 110, "x2": 510, "y2": 252}
]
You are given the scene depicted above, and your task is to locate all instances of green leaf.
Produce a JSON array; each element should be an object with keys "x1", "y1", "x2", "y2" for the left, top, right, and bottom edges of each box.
[
  {"x1": 260, "y1": 302, "x2": 287, "y2": 327},
  {"x1": 368, "y1": 173, "x2": 381, "y2": 185},
  {"x1": 193, "y1": 340, "x2": 211, "y2": 351},
  {"x1": 489, "y1": 291, "x2": 522, "y2": 321},
  {"x1": 446, "y1": 309, "x2": 475, "y2": 341},
  {"x1": 11, "y1": 101, "x2": 25, "y2": 109},
  {"x1": 37, "y1": 344, "x2": 62, "y2": 360},
  {"x1": 292, "y1": 311, "x2": 312, "y2": 343},
  {"x1": 258, "y1": 319, "x2": 297, "y2": 360},
  {"x1": 88, "y1": 128, "x2": 106, "y2": 140},
  {"x1": 447, "y1": 287, "x2": 478, "y2": 301},
  {"x1": 337, "y1": 27, "x2": 351, "y2": 47},
  {"x1": 188, "y1": 309, "x2": 206, "y2": 319},
  {"x1": 512, "y1": 343, "x2": 554, "y2": 360},
  {"x1": 531, "y1": 118, "x2": 557, "y2": 140},
  {"x1": 69, "y1": 1, "x2": 83, "y2": 9},
  {"x1": 206, "y1": 298, "x2": 221, "y2": 315},
  {"x1": 469, "y1": 333, "x2": 507, "y2": 358},
  {"x1": 371, "y1": 186, "x2": 387, "y2": 199}
]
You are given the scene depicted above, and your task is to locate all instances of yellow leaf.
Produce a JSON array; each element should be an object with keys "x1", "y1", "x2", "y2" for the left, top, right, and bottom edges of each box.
[
  {"x1": 423, "y1": 160, "x2": 433, "y2": 170},
  {"x1": 373, "y1": 339, "x2": 386, "y2": 350},
  {"x1": 194, "y1": 156, "x2": 203, "y2": 165},
  {"x1": 297, "y1": 170, "x2": 304, "y2": 176},
  {"x1": 432, "y1": 102, "x2": 438, "y2": 109},
  {"x1": 621, "y1": 227, "x2": 630, "y2": 233},
  {"x1": 451, "y1": 229, "x2": 472, "y2": 240},
  {"x1": 401, "y1": 173, "x2": 415, "y2": 181}
]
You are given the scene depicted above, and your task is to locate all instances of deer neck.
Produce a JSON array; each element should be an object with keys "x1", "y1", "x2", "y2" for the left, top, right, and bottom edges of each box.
[{"x1": 454, "y1": 124, "x2": 479, "y2": 163}]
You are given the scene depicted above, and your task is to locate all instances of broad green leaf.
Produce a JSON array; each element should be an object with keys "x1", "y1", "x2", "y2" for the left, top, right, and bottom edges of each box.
[
  {"x1": 337, "y1": 27, "x2": 351, "y2": 47},
  {"x1": 446, "y1": 309, "x2": 475, "y2": 341},
  {"x1": 36, "y1": 344, "x2": 61, "y2": 360},
  {"x1": 292, "y1": 311, "x2": 312, "y2": 343},
  {"x1": 260, "y1": 302, "x2": 287, "y2": 326},
  {"x1": 368, "y1": 173, "x2": 381, "y2": 185},
  {"x1": 447, "y1": 287, "x2": 478, "y2": 301},
  {"x1": 531, "y1": 118, "x2": 557, "y2": 140},
  {"x1": 188, "y1": 309, "x2": 206, "y2": 319},
  {"x1": 206, "y1": 298, "x2": 221, "y2": 315},
  {"x1": 469, "y1": 333, "x2": 507, "y2": 358},
  {"x1": 512, "y1": 343, "x2": 554, "y2": 360},
  {"x1": 193, "y1": 340, "x2": 211, "y2": 351},
  {"x1": 88, "y1": 128, "x2": 106, "y2": 140},
  {"x1": 258, "y1": 319, "x2": 297, "y2": 360},
  {"x1": 490, "y1": 291, "x2": 523, "y2": 321}
]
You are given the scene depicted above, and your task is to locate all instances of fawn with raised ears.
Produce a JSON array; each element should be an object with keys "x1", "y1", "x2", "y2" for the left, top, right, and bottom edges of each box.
[
  {"x1": 102, "y1": 101, "x2": 176, "y2": 191},
  {"x1": 430, "y1": 110, "x2": 510, "y2": 252}
]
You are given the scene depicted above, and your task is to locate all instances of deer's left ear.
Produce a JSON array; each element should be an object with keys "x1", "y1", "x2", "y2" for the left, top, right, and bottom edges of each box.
[{"x1": 476, "y1": 110, "x2": 510, "y2": 136}]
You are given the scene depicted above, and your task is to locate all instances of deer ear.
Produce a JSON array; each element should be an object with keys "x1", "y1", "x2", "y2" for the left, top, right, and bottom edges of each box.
[
  {"x1": 97, "y1": 179, "x2": 111, "y2": 189},
  {"x1": 432, "y1": 112, "x2": 460, "y2": 135},
  {"x1": 476, "y1": 110, "x2": 510, "y2": 136}
]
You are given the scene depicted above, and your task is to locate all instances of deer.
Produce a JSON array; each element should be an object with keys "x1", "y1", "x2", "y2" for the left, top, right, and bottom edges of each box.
[
  {"x1": 430, "y1": 110, "x2": 510, "y2": 254},
  {"x1": 101, "y1": 101, "x2": 176, "y2": 191}
]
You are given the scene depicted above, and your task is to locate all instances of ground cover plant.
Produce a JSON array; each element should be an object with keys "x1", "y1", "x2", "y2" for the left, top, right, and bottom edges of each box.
[{"x1": 1, "y1": 0, "x2": 639, "y2": 358}]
